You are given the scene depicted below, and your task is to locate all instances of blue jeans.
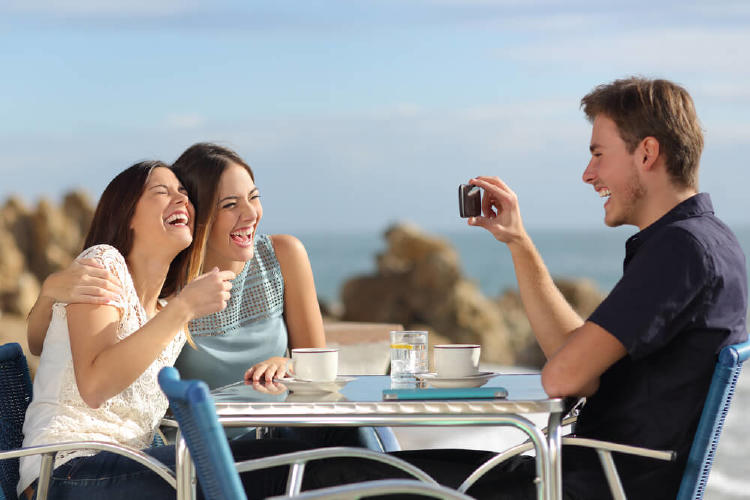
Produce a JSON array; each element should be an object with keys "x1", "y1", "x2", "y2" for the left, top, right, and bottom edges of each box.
[
  {"x1": 30, "y1": 440, "x2": 315, "y2": 500},
  {"x1": 30, "y1": 445, "x2": 176, "y2": 500}
]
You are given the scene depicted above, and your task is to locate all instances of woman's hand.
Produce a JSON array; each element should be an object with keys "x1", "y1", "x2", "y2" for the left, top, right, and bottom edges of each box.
[
  {"x1": 174, "y1": 267, "x2": 235, "y2": 321},
  {"x1": 28, "y1": 258, "x2": 124, "y2": 356},
  {"x1": 42, "y1": 258, "x2": 124, "y2": 305},
  {"x1": 246, "y1": 379, "x2": 288, "y2": 395},
  {"x1": 244, "y1": 356, "x2": 291, "y2": 383}
]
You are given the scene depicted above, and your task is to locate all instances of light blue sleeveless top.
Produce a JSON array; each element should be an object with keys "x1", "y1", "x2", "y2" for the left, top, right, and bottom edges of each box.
[{"x1": 175, "y1": 234, "x2": 288, "y2": 389}]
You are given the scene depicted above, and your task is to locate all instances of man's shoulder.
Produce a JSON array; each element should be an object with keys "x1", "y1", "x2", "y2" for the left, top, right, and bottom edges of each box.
[{"x1": 652, "y1": 211, "x2": 742, "y2": 258}]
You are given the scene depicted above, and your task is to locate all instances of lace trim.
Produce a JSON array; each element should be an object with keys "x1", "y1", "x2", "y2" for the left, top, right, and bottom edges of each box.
[
  {"x1": 189, "y1": 234, "x2": 284, "y2": 337},
  {"x1": 33, "y1": 244, "x2": 185, "y2": 469}
]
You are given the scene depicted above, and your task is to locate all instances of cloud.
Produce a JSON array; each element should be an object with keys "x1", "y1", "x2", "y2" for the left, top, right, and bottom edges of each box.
[
  {"x1": 494, "y1": 27, "x2": 750, "y2": 75},
  {"x1": 163, "y1": 113, "x2": 205, "y2": 130}
]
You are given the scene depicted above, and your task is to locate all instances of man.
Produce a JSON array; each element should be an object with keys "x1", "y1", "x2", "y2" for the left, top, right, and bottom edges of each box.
[
  {"x1": 464, "y1": 76, "x2": 748, "y2": 498},
  {"x1": 301, "y1": 77, "x2": 747, "y2": 499}
]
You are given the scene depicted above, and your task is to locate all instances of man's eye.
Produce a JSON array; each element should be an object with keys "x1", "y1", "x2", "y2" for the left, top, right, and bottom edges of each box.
[{"x1": 250, "y1": 194, "x2": 261, "y2": 201}]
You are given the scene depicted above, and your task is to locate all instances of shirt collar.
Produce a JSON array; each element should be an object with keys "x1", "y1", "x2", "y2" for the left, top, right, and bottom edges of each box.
[{"x1": 625, "y1": 192, "x2": 714, "y2": 257}]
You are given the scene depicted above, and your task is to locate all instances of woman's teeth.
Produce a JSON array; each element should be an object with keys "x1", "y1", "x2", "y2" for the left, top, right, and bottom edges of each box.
[
  {"x1": 230, "y1": 228, "x2": 254, "y2": 244},
  {"x1": 165, "y1": 213, "x2": 189, "y2": 226}
]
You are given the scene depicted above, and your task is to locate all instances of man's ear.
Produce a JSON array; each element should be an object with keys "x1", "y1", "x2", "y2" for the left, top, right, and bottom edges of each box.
[{"x1": 639, "y1": 137, "x2": 660, "y2": 170}]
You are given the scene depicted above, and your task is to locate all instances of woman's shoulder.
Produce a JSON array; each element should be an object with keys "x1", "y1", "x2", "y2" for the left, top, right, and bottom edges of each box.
[
  {"x1": 77, "y1": 244, "x2": 126, "y2": 266},
  {"x1": 77, "y1": 244, "x2": 130, "y2": 281},
  {"x1": 266, "y1": 234, "x2": 312, "y2": 278},
  {"x1": 267, "y1": 233, "x2": 307, "y2": 258}
]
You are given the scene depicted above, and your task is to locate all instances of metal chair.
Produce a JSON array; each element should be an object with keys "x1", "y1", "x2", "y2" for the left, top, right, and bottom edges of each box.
[
  {"x1": 0, "y1": 342, "x2": 175, "y2": 500},
  {"x1": 158, "y1": 366, "x2": 443, "y2": 500},
  {"x1": 459, "y1": 339, "x2": 750, "y2": 500},
  {"x1": 266, "y1": 479, "x2": 476, "y2": 500},
  {"x1": 676, "y1": 339, "x2": 750, "y2": 500}
]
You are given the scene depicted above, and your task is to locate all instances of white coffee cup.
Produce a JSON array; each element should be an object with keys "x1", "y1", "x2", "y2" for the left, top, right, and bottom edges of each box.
[
  {"x1": 290, "y1": 348, "x2": 339, "y2": 382},
  {"x1": 433, "y1": 344, "x2": 481, "y2": 378}
]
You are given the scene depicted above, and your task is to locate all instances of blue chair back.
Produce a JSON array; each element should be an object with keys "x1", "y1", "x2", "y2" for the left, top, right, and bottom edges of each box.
[
  {"x1": 676, "y1": 339, "x2": 750, "y2": 500},
  {"x1": 158, "y1": 367, "x2": 246, "y2": 500},
  {"x1": 0, "y1": 343, "x2": 33, "y2": 500}
]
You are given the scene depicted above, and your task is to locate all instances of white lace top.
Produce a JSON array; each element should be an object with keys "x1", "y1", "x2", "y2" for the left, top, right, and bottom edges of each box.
[{"x1": 17, "y1": 244, "x2": 186, "y2": 495}]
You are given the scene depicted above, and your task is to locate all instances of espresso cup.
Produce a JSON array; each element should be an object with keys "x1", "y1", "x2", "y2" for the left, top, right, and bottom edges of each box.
[
  {"x1": 290, "y1": 348, "x2": 339, "y2": 382},
  {"x1": 433, "y1": 344, "x2": 481, "y2": 378}
]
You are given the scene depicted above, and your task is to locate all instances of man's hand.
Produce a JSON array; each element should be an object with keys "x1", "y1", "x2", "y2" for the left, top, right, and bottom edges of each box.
[{"x1": 466, "y1": 176, "x2": 528, "y2": 246}]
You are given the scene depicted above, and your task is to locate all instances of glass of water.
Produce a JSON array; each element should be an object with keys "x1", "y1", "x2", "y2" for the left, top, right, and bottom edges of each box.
[{"x1": 390, "y1": 330, "x2": 428, "y2": 379}]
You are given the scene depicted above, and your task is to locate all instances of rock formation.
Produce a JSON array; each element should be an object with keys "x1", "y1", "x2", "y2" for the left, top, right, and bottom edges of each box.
[
  {"x1": 341, "y1": 223, "x2": 606, "y2": 367},
  {"x1": 0, "y1": 191, "x2": 93, "y2": 316}
]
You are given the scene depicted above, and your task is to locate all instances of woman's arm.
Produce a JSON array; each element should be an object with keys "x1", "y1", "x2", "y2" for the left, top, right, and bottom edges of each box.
[
  {"x1": 27, "y1": 259, "x2": 123, "y2": 356},
  {"x1": 68, "y1": 268, "x2": 234, "y2": 408},
  {"x1": 272, "y1": 234, "x2": 326, "y2": 349},
  {"x1": 244, "y1": 235, "x2": 325, "y2": 383}
]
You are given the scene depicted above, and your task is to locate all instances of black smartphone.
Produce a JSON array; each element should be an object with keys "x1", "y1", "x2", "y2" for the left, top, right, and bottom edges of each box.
[{"x1": 458, "y1": 184, "x2": 481, "y2": 218}]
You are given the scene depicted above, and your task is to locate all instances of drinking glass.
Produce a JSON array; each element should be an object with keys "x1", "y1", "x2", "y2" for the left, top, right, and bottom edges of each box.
[{"x1": 390, "y1": 330, "x2": 428, "y2": 379}]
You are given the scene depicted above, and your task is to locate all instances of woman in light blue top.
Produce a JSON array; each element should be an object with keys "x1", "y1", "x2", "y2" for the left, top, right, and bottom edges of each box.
[
  {"x1": 170, "y1": 143, "x2": 327, "y2": 387},
  {"x1": 173, "y1": 233, "x2": 289, "y2": 388}
]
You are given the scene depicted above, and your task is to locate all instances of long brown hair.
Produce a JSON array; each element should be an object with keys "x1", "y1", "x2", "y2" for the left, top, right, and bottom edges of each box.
[
  {"x1": 84, "y1": 160, "x2": 193, "y2": 299},
  {"x1": 171, "y1": 143, "x2": 255, "y2": 277}
]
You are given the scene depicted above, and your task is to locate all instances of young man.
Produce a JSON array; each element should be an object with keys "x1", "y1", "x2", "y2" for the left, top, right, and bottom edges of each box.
[
  {"x1": 297, "y1": 77, "x2": 747, "y2": 500},
  {"x1": 464, "y1": 77, "x2": 748, "y2": 498}
]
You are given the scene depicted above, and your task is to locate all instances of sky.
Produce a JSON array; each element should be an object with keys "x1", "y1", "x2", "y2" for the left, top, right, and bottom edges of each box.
[{"x1": 1, "y1": 0, "x2": 749, "y2": 234}]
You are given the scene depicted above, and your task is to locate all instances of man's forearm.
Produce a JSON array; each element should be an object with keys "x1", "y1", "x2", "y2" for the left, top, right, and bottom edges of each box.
[{"x1": 507, "y1": 235, "x2": 584, "y2": 359}]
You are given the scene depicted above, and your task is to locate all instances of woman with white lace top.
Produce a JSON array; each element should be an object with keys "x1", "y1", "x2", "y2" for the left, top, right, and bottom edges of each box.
[
  {"x1": 28, "y1": 143, "x2": 393, "y2": 451},
  {"x1": 18, "y1": 162, "x2": 236, "y2": 499}
]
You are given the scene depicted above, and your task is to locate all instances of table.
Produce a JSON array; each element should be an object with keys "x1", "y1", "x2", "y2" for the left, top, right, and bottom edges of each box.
[{"x1": 174, "y1": 374, "x2": 567, "y2": 500}]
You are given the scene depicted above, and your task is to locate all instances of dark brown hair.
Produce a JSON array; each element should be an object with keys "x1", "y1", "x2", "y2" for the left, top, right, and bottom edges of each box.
[
  {"x1": 580, "y1": 77, "x2": 703, "y2": 189},
  {"x1": 171, "y1": 143, "x2": 255, "y2": 275},
  {"x1": 83, "y1": 160, "x2": 193, "y2": 298}
]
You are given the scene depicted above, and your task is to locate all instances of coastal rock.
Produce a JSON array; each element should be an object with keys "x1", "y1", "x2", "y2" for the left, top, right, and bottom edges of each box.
[
  {"x1": 341, "y1": 222, "x2": 607, "y2": 368},
  {"x1": 1, "y1": 272, "x2": 40, "y2": 317},
  {"x1": 28, "y1": 198, "x2": 82, "y2": 280},
  {"x1": 0, "y1": 229, "x2": 26, "y2": 295},
  {"x1": 342, "y1": 223, "x2": 514, "y2": 365},
  {"x1": 1, "y1": 196, "x2": 33, "y2": 259},
  {"x1": 62, "y1": 191, "x2": 95, "y2": 238},
  {"x1": 0, "y1": 191, "x2": 94, "y2": 316}
]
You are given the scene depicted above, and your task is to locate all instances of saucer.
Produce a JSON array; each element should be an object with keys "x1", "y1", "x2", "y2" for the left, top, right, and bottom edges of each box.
[
  {"x1": 275, "y1": 376, "x2": 355, "y2": 394},
  {"x1": 417, "y1": 372, "x2": 497, "y2": 388}
]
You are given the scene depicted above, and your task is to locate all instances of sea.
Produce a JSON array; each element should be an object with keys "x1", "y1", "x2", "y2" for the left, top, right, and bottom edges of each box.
[{"x1": 298, "y1": 225, "x2": 750, "y2": 500}]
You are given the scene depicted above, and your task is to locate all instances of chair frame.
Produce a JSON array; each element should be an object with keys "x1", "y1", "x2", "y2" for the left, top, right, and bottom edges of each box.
[
  {"x1": 0, "y1": 343, "x2": 175, "y2": 500},
  {"x1": 158, "y1": 366, "x2": 442, "y2": 500},
  {"x1": 460, "y1": 339, "x2": 750, "y2": 500}
]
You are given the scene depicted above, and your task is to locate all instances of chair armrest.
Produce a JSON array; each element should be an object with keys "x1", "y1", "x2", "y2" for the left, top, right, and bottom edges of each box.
[
  {"x1": 562, "y1": 437, "x2": 675, "y2": 461},
  {"x1": 562, "y1": 437, "x2": 675, "y2": 500},
  {"x1": 266, "y1": 479, "x2": 475, "y2": 500},
  {"x1": 234, "y1": 446, "x2": 437, "y2": 496},
  {"x1": 0, "y1": 440, "x2": 176, "y2": 499}
]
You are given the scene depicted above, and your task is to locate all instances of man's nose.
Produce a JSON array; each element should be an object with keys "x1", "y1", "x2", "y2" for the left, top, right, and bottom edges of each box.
[{"x1": 582, "y1": 158, "x2": 596, "y2": 184}]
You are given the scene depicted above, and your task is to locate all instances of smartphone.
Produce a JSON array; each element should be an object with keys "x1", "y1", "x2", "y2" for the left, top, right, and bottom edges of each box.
[{"x1": 458, "y1": 184, "x2": 481, "y2": 218}]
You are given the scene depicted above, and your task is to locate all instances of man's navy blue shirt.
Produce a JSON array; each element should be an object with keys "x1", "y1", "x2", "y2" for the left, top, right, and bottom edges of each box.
[{"x1": 563, "y1": 193, "x2": 748, "y2": 500}]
